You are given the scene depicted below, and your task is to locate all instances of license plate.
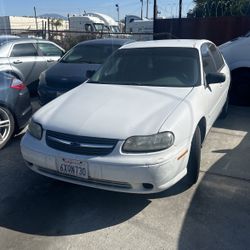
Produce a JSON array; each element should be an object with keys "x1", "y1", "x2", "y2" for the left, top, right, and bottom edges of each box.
[{"x1": 56, "y1": 158, "x2": 88, "y2": 179}]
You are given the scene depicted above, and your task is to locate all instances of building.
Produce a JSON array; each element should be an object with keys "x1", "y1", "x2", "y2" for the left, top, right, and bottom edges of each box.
[{"x1": 0, "y1": 16, "x2": 68, "y2": 35}]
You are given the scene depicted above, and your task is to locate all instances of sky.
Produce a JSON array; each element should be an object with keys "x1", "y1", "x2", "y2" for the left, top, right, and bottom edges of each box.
[{"x1": 0, "y1": 0, "x2": 194, "y2": 20}]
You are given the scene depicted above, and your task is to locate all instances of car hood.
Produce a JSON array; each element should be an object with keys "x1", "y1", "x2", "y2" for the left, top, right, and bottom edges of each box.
[
  {"x1": 34, "y1": 83, "x2": 193, "y2": 139},
  {"x1": 45, "y1": 62, "x2": 101, "y2": 90}
]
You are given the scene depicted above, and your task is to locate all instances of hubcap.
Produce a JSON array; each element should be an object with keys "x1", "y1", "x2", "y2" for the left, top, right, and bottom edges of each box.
[{"x1": 0, "y1": 108, "x2": 11, "y2": 145}]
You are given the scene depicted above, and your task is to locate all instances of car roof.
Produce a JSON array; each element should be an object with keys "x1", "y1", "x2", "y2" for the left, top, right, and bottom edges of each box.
[
  {"x1": 121, "y1": 39, "x2": 211, "y2": 50},
  {"x1": 1, "y1": 38, "x2": 55, "y2": 44},
  {"x1": 77, "y1": 38, "x2": 134, "y2": 46}
]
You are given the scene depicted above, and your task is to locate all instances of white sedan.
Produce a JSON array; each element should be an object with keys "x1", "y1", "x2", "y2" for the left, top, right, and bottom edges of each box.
[{"x1": 21, "y1": 39, "x2": 230, "y2": 194}]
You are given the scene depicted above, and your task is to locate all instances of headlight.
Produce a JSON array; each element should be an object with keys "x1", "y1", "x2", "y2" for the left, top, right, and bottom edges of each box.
[
  {"x1": 39, "y1": 71, "x2": 47, "y2": 85},
  {"x1": 122, "y1": 132, "x2": 174, "y2": 153},
  {"x1": 28, "y1": 119, "x2": 43, "y2": 140}
]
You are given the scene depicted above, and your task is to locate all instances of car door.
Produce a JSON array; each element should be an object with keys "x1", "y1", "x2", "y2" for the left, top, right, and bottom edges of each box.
[
  {"x1": 8, "y1": 42, "x2": 47, "y2": 85},
  {"x1": 201, "y1": 43, "x2": 227, "y2": 128},
  {"x1": 36, "y1": 42, "x2": 64, "y2": 69}
]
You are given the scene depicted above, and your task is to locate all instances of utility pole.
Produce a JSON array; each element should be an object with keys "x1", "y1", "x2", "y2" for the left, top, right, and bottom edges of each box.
[
  {"x1": 179, "y1": 0, "x2": 183, "y2": 19},
  {"x1": 115, "y1": 4, "x2": 120, "y2": 23},
  {"x1": 140, "y1": 0, "x2": 143, "y2": 19},
  {"x1": 146, "y1": 0, "x2": 149, "y2": 18},
  {"x1": 34, "y1": 6, "x2": 38, "y2": 30},
  {"x1": 153, "y1": 0, "x2": 157, "y2": 20},
  {"x1": 153, "y1": 0, "x2": 157, "y2": 40}
]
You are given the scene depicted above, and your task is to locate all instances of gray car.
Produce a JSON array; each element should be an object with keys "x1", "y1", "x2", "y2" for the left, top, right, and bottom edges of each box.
[
  {"x1": 0, "y1": 72, "x2": 32, "y2": 149},
  {"x1": 0, "y1": 38, "x2": 65, "y2": 91}
]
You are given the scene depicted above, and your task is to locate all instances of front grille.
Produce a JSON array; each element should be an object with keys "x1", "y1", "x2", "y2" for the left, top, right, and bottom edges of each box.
[
  {"x1": 38, "y1": 166, "x2": 132, "y2": 189},
  {"x1": 46, "y1": 130, "x2": 118, "y2": 156}
]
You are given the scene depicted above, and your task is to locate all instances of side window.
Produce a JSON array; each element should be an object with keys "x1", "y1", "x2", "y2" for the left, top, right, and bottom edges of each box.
[
  {"x1": 209, "y1": 44, "x2": 225, "y2": 71},
  {"x1": 37, "y1": 43, "x2": 63, "y2": 57},
  {"x1": 10, "y1": 43, "x2": 38, "y2": 57},
  {"x1": 85, "y1": 24, "x2": 93, "y2": 32},
  {"x1": 201, "y1": 44, "x2": 217, "y2": 74}
]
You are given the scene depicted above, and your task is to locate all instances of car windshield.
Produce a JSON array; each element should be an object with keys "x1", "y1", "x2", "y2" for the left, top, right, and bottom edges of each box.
[
  {"x1": 90, "y1": 47, "x2": 201, "y2": 87},
  {"x1": 93, "y1": 24, "x2": 110, "y2": 32},
  {"x1": 60, "y1": 44, "x2": 121, "y2": 64}
]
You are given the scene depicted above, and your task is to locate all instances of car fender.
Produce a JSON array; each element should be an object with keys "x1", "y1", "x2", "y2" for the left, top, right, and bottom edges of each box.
[
  {"x1": 0, "y1": 64, "x2": 24, "y2": 81},
  {"x1": 0, "y1": 101, "x2": 15, "y2": 121},
  {"x1": 159, "y1": 87, "x2": 206, "y2": 148}
]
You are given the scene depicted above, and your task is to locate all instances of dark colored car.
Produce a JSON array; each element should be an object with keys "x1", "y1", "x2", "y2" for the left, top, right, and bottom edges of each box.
[
  {"x1": 0, "y1": 72, "x2": 32, "y2": 149},
  {"x1": 38, "y1": 38, "x2": 134, "y2": 105}
]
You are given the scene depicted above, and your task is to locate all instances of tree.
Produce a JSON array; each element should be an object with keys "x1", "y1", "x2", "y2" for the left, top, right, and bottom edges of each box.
[
  {"x1": 188, "y1": 0, "x2": 250, "y2": 18},
  {"x1": 51, "y1": 19, "x2": 63, "y2": 31}
]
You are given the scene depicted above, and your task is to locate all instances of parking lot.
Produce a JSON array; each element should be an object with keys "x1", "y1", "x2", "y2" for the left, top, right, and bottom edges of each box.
[{"x1": 0, "y1": 99, "x2": 249, "y2": 250}]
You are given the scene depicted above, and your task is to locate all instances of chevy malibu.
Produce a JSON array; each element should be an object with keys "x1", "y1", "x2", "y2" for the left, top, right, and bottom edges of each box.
[{"x1": 21, "y1": 39, "x2": 230, "y2": 194}]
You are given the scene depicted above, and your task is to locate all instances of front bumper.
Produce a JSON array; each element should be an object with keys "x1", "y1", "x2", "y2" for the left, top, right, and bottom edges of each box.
[{"x1": 21, "y1": 132, "x2": 190, "y2": 194}]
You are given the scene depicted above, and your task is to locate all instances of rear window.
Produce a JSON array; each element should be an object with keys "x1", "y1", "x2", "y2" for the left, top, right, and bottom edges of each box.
[
  {"x1": 37, "y1": 43, "x2": 63, "y2": 56},
  {"x1": 10, "y1": 43, "x2": 38, "y2": 57}
]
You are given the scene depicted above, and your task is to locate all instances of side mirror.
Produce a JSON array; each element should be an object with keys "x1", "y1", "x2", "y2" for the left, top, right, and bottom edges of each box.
[
  {"x1": 206, "y1": 72, "x2": 226, "y2": 84},
  {"x1": 86, "y1": 70, "x2": 96, "y2": 79}
]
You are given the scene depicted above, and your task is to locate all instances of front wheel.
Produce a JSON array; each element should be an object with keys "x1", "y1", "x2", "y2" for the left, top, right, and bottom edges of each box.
[
  {"x1": 186, "y1": 126, "x2": 201, "y2": 185},
  {"x1": 0, "y1": 107, "x2": 15, "y2": 150}
]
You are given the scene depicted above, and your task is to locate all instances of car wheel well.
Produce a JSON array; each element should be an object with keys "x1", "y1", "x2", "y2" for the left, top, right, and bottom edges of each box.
[
  {"x1": 230, "y1": 67, "x2": 250, "y2": 106},
  {"x1": 197, "y1": 117, "x2": 206, "y2": 145},
  {"x1": 0, "y1": 103, "x2": 18, "y2": 133},
  {"x1": 5, "y1": 71, "x2": 22, "y2": 80}
]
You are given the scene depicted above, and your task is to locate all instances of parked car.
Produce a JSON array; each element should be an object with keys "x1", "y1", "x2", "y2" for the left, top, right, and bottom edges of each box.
[
  {"x1": 0, "y1": 35, "x2": 20, "y2": 45},
  {"x1": 0, "y1": 38, "x2": 65, "y2": 92},
  {"x1": 21, "y1": 39, "x2": 230, "y2": 194},
  {"x1": 38, "y1": 38, "x2": 134, "y2": 105},
  {"x1": 0, "y1": 72, "x2": 32, "y2": 149},
  {"x1": 219, "y1": 33, "x2": 250, "y2": 105}
]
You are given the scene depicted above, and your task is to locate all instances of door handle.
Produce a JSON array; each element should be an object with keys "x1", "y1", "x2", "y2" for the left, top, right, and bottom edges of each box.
[
  {"x1": 13, "y1": 60, "x2": 22, "y2": 64},
  {"x1": 47, "y1": 59, "x2": 55, "y2": 62}
]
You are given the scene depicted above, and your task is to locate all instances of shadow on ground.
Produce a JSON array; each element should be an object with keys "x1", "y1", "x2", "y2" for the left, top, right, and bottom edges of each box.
[
  {"x1": 178, "y1": 106, "x2": 250, "y2": 249},
  {"x1": 0, "y1": 132, "x2": 193, "y2": 236},
  {"x1": 0, "y1": 135, "x2": 150, "y2": 236}
]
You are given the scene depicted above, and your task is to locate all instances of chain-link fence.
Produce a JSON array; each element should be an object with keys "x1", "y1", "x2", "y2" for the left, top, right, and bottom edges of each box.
[{"x1": 0, "y1": 28, "x2": 157, "y2": 50}]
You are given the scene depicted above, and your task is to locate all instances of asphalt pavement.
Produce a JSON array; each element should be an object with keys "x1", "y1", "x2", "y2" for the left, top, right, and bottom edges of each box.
[{"x1": 0, "y1": 104, "x2": 249, "y2": 250}]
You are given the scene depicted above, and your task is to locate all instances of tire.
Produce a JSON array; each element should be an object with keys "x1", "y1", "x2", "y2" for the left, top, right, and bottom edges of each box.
[
  {"x1": 219, "y1": 96, "x2": 229, "y2": 119},
  {"x1": 186, "y1": 126, "x2": 201, "y2": 185},
  {"x1": 0, "y1": 106, "x2": 15, "y2": 150}
]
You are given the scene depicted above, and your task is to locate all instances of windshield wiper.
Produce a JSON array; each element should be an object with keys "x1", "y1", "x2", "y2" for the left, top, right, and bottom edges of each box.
[
  {"x1": 78, "y1": 59, "x2": 97, "y2": 64},
  {"x1": 60, "y1": 60, "x2": 69, "y2": 63},
  {"x1": 87, "y1": 80, "x2": 100, "y2": 83}
]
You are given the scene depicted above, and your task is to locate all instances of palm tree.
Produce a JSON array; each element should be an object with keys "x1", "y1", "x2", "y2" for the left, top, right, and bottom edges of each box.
[{"x1": 51, "y1": 19, "x2": 63, "y2": 31}]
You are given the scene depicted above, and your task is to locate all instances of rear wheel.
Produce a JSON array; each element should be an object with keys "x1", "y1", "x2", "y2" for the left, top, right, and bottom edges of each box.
[
  {"x1": 186, "y1": 126, "x2": 201, "y2": 185},
  {"x1": 0, "y1": 107, "x2": 15, "y2": 149}
]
